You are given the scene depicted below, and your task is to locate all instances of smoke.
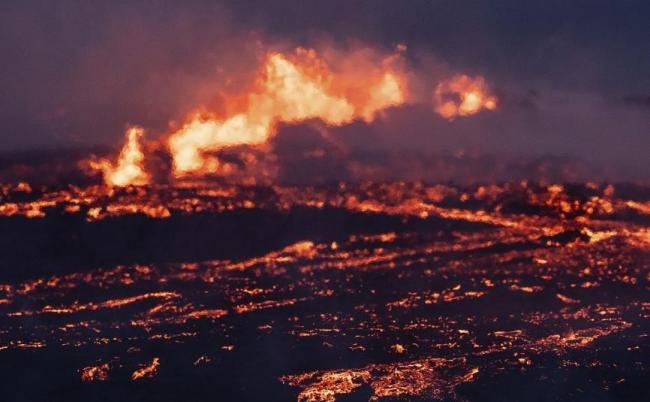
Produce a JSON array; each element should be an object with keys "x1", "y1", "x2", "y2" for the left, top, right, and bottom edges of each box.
[{"x1": 0, "y1": 1, "x2": 265, "y2": 148}]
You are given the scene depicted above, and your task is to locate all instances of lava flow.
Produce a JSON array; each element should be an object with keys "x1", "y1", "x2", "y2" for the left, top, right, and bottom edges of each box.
[
  {"x1": 0, "y1": 36, "x2": 645, "y2": 402},
  {"x1": 3, "y1": 2, "x2": 648, "y2": 402},
  {"x1": 0, "y1": 180, "x2": 648, "y2": 401}
]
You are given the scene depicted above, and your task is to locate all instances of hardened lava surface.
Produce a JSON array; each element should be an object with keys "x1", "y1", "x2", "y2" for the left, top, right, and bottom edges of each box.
[{"x1": 0, "y1": 182, "x2": 648, "y2": 401}]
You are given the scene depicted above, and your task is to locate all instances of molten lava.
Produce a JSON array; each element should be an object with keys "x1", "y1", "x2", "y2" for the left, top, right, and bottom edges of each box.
[
  {"x1": 168, "y1": 50, "x2": 406, "y2": 176},
  {"x1": 89, "y1": 46, "x2": 501, "y2": 187},
  {"x1": 0, "y1": 180, "x2": 648, "y2": 400},
  {"x1": 91, "y1": 127, "x2": 150, "y2": 187},
  {"x1": 434, "y1": 74, "x2": 497, "y2": 120}
]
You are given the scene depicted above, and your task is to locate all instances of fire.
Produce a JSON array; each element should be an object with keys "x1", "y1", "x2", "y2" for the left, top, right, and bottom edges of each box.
[
  {"x1": 433, "y1": 74, "x2": 497, "y2": 120},
  {"x1": 362, "y1": 73, "x2": 405, "y2": 122},
  {"x1": 168, "y1": 49, "x2": 406, "y2": 176},
  {"x1": 91, "y1": 127, "x2": 150, "y2": 186},
  {"x1": 90, "y1": 46, "x2": 502, "y2": 186}
]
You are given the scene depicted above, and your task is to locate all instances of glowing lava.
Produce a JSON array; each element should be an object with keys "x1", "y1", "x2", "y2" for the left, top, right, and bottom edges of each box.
[
  {"x1": 0, "y1": 181, "x2": 647, "y2": 400},
  {"x1": 89, "y1": 47, "x2": 501, "y2": 187},
  {"x1": 169, "y1": 50, "x2": 406, "y2": 176},
  {"x1": 91, "y1": 127, "x2": 150, "y2": 187},
  {"x1": 434, "y1": 74, "x2": 497, "y2": 120}
]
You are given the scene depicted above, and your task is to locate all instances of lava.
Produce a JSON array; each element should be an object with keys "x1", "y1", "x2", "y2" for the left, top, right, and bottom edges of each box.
[
  {"x1": 90, "y1": 127, "x2": 150, "y2": 187},
  {"x1": 80, "y1": 363, "x2": 110, "y2": 382},
  {"x1": 85, "y1": 45, "x2": 504, "y2": 188},
  {"x1": 433, "y1": 74, "x2": 498, "y2": 120},
  {"x1": 0, "y1": 181, "x2": 647, "y2": 401},
  {"x1": 168, "y1": 49, "x2": 406, "y2": 176},
  {"x1": 131, "y1": 357, "x2": 160, "y2": 380}
]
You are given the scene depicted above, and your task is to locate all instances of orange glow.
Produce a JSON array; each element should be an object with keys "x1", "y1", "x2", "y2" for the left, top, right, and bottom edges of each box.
[
  {"x1": 131, "y1": 357, "x2": 160, "y2": 380},
  {"x1": 434, "y1": 74, "x2": 498, "y2": 120},
  {"x1": 80, "y1": 363, "x2": 110, "y2": 381},
  {"x1": 91, "y1": 127, "x2": 150, "y2": 186},
  {"x1": 87, "y1": 47, "x2": 507, "y2": 185},
  {"x1": 361, "y1": 73, "x2": 405, "y2": 122},
  {"x1": 168, "y1": 49, "x2": 407, "y2": 176}
]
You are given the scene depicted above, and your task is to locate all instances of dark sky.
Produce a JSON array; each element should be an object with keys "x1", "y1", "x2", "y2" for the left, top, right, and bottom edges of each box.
[{"x1": 1, "y1": 0, "x2": 648, "y2": 174}]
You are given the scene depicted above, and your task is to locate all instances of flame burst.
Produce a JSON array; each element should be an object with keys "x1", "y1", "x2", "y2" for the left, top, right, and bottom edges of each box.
[
  {"x1": 92, "y1": 46, "x2": 501, "y2": 187},
  {"x1": 91, "y1": 127, "x2": 150, "y2": 187},
  {"x1": 169, "y1": 49, "x2": 406, "y2": 176},
  {"x1": 434, "y1": 74, "x2": 497, "y2": 120}
]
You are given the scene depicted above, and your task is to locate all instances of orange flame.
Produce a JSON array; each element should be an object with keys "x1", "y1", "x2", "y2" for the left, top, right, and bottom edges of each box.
[
  {"x1": 434, "y1": 74, "x2": 497, "y2": 120},
  {"x1": 168, "y1": 49, "x2": 406, "y2": 176},
  {"x1": 91, "y1": 127, "x2": 150, "y2": 186},
  {"x1": 92, "y1": 47, "x2": 503, "y2": 186}
]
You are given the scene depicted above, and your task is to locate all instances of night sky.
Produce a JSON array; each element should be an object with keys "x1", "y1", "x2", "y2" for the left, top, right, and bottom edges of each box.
[{"x1": 1, "y1": 0, "x2": 648, "y2": 175}]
